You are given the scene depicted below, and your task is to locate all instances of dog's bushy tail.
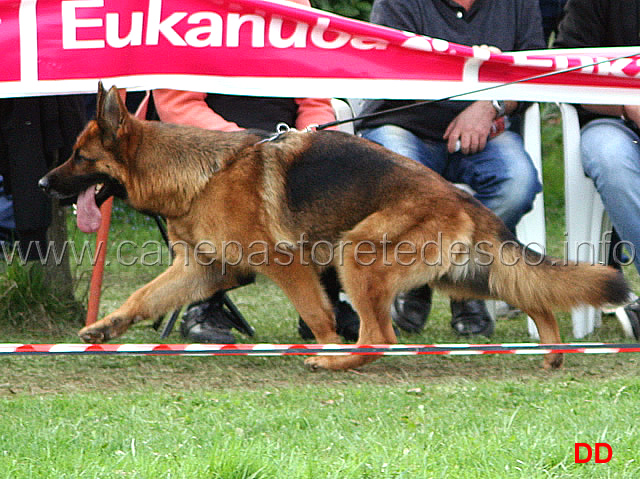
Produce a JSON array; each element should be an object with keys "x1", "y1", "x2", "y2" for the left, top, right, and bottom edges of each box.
[{"x1": 488, "y1": 242, "x2": 630, "y2": 313}]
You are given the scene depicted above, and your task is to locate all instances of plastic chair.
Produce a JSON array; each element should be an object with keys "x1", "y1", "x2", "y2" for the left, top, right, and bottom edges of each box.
[
  {"x1": 559, "y1": 103, "x2": 613, "y2": 338},
  {"x1": 330, "y1": 98, "x2": 355, "y2": 134},
  {"x1": 515, "y1": 103, "x2": 546, "y2": 338}
]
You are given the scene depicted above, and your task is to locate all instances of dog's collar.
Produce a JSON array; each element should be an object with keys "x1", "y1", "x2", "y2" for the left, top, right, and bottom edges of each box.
[
  {"x1": 255, "y1": 122, "x2": 316, "y2": 145},
  {"x1": 255, "y1": 122, "x2": 294, "y2": 145}
]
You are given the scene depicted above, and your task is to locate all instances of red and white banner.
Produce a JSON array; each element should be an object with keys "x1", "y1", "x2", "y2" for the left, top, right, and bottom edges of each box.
[
  {"x1": 2, "y1": 0, "x2": 640, "y2": 103},
  {"x1": 2, "y1": 342, "x2": 640, "y2": 356}
]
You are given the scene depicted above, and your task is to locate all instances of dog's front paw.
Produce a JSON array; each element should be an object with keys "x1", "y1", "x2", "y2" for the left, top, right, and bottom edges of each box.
[
  {"x1": 78, "y1": 323, "x2": 110, "y2": 343},
  {"x1": 304, "y1": 356, "x2": 333, "y2": 371},
  {"x1": 77, "y1": 315, "x2": 131, "y2": 343},
  {"x1": 304, "y1": 356, "x2": 359, "y2": 371}
]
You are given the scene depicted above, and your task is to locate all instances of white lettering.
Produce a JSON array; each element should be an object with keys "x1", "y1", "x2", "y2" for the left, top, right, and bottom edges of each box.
[
  {"x1": 62, "y1": 0, "x2": 105, "y2": 49},
  {"x1": 609, "y1": 58, "x2": 635, "y2": 77},
  {"x1": 402, "y1": 36, "x2": 433, "y2": 52},
  {"x1": 227, "y1": 13, "x2": 265, "y2": 48},
  {"x1": 310, "y1": 18, "x2": 349, "y2": 49},
  {"x1": 59, "y1": 0, "x2": 390, "y2": 53},
  {"x1": 106, "y1": 12, "x2": 143, "y2": 48},
  {"x1": 594, "y1": 56, "x2": 610, "y2": 75},
  {"x1": 146, "y1": 0, "x2": 187, "y2": 46},
  {"x1": 185, "y1": 12, "x2": 223, "y2": 47},
  {"x1": 432, "y1": 38, "x2": 450, "y2": 52},
  {"x1": 350, "y1": 35, "x2": 388, "y2": 51},
  {"x1": 268, "y1": 16, "x2": 308, "y2": 48},
  {"x1": 576, "y1": 55, "x2": 595, "y2": 74}
]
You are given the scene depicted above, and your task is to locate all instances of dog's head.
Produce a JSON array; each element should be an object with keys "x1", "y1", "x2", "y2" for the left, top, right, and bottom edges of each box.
[{"x1": 39, "y1": 82, "x2": 131, "y2": 232}]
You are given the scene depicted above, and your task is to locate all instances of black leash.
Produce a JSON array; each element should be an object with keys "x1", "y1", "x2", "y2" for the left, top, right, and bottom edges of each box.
[{"x1": 314, "y1": 51, "x2": 640, "y2": 131}]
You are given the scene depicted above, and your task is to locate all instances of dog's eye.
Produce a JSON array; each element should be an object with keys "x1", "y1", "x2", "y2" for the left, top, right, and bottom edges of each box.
[{"x1": 74, "y1": 153, "x2": 97, "y2": 164}]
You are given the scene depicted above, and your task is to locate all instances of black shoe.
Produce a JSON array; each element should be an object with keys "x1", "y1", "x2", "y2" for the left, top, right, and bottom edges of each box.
[
  {"x1": 298, "y1": 300, "x2": 361, "y2": 342},
  {"x1": 615, "y1": 298, "x2": 640, "y2": 340},
  {"x1": 391, "y1": 285, "x2": 432, "y2": 333},
  {"x1": 450, "y1": 299, "x2": 494, "y2": 337},
  {"x1": 180, "y1": 299, "x2": 237, "y2": 343},
  {"x1": 297, "y1": 317, "x2": 314, "y2": 340},
  {"x1": 335, "y1": 300, "x2": 360, "y2": 342}
]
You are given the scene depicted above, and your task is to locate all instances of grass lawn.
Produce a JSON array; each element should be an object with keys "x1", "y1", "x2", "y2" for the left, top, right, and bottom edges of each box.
[{"x1": 1, "y1": 105, "x2": 639, "y2": 478}]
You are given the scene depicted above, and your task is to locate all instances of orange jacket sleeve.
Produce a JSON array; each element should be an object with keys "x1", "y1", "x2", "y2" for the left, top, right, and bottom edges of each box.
[{"x1": 151, "y1": 0, "x2": 336, "y2": 131}]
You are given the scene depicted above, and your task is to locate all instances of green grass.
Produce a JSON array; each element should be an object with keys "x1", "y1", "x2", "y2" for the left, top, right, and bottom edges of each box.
[
  {"x1": 1, "y1": 105, "x2": 639, "y2": 478},
  {"x1": 2, "y1": 372, "x2": 640, "y2": 478}
]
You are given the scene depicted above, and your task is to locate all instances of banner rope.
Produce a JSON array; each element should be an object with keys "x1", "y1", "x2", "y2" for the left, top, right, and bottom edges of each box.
[
  {"x1": 315, "y1": 51, "x2": 640, "y2": 131},
  {"x1": 1, "y1": 343, "x2": 639, "y2": 356}
]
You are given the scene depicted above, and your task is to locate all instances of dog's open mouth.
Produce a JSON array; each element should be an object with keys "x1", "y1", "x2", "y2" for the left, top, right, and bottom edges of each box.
[
  {"x1": 76, "y1": 180, "x2": 125, "y2": 234},
  {"x1": 76, "y1": 184, "x2": 104, "y2": 233}
]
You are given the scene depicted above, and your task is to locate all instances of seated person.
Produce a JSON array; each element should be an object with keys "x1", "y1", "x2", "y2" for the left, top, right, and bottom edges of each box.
[
  {"x1": 0, "y1": 175, "x2": 15, "y2": 244},
  {"x1": 554, "y1": 0, "x2": 640, "y2": 339},
  {"x1": 1, "y1": 95, "x2": 86, "y2": 261},
  {"x1": 357, "y1": 0, "x2": 546, "y2": 337},
  {"x1": 539, "y1": 0, "x2": 568, "y2": 42}
]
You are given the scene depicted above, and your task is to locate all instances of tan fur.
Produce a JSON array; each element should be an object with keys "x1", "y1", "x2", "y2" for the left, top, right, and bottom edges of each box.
[{"x1": 40, "y1": 84, "x2": 630, "y2": 372}]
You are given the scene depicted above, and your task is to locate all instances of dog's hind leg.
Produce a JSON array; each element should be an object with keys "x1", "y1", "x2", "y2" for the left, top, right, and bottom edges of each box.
[
  {"x1": 265, "y1": 263, "x2": 341, "y2": 344},
  {"x1": 304, "y1": 259, "x2": 398, "y2": 371},
  {"x1": 523, "y1": 308, "x2": 564, "y2": 369},
  {"x1": 78, "y1": 252, "x2": 240, "y2": 343}
]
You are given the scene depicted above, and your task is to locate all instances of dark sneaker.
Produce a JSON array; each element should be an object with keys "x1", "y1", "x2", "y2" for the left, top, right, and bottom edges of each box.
[
  {"x1": 297, "y1": 317, "x2": 314, "y2": 340},
  {"x1": 335, "y1": 300, "x2": 360, "y2": 342},
  {"x1": 391, "y1": 285, "x2": 432, "y2": 333},
  {"x1": 298, "y1": 300, "x2": 360, "y2": 342},
  {"x1": 615, "y1": 298, "x2": 640, "y2": 340},
  {"x1": 180, "y1": 319, "x2": 236, "y2": 343},
  {"x1": 180, "y1": 298, "x2": 239, "y2": 343},
  {"x1": 450, "y1": 299, "x2": 494, "y2": 337}
]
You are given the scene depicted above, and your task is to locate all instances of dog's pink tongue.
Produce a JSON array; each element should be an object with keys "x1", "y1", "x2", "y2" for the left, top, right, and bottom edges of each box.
[{"x1": 76, "y1": 186, "x2": 102, "y2": 233}]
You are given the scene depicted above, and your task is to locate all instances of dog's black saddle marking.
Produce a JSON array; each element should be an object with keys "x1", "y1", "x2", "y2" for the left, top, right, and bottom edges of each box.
[{"x1": 286, "y1": 131, "x2": 394, "y2": 212}]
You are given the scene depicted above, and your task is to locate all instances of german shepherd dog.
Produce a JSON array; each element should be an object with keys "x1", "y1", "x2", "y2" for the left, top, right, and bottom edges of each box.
[{"x1": 40, "y1": 84, "x2": 629, "y2": 371}]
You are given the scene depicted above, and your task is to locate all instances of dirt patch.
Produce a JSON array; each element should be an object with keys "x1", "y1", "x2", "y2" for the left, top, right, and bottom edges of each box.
[{"x1": 2, "y1": 352, "x2": 638, "y2": 396}]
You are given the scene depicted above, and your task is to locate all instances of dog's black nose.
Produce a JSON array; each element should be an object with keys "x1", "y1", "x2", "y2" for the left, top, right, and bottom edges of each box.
[{"x1": 38, "y1": 176, "x2": 50, "y2": 192}]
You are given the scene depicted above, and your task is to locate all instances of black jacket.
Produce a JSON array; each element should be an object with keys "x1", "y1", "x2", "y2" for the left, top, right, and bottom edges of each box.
[
  {"x1": 554, "y1": 0, "x2": 640, "y2": 125},
  {"x1": 358, "y1": 0, "x2": 546, "y2": 141},
  {"x1": 0, "y1": 95, "x2": 86, "y2": 233},
  {"x1": 554, "y1": 0, "x2": 640, "y2": 49}
]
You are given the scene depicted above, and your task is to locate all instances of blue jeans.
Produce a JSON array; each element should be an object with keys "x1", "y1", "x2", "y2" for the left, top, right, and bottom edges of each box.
[
  {"x1": 360, "y1": 125, "x2": 541, "y2": 231},
  {"x1": 0, "y1": 175, "x2": 15, "y2": 232},
  {"x1": 581, "y1": 118, "x2": 640, "y2": 273}
]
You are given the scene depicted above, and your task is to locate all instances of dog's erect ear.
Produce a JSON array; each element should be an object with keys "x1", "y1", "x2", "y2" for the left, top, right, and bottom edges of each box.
[
  {"x1": 96, "y1": 81, "x2": 107, "y2": 120},
  {"x1": 96, "y1": 82, "x2": 128, "y2": 145}
]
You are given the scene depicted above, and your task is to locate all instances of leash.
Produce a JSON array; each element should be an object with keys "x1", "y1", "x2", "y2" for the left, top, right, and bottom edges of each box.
[{"x1": 309, "y1": 51, "x2": 640, "y2": 131}]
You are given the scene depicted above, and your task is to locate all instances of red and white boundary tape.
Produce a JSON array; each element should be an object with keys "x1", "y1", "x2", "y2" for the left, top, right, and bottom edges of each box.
[{"x1": 1, "y1": 343, "x2": 640, "y2": 357}]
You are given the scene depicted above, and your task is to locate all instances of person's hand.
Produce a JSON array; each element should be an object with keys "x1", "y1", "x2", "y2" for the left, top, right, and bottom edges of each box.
[
  {"x1": 443, "y1": 101, "x2": 496, "y2": 154},
  {"x1": 623, "y1": 105, "x2": 640, "y2": 129},
  {"x1": 475, "y1": 44, "x2": 502, "y2": 54}
]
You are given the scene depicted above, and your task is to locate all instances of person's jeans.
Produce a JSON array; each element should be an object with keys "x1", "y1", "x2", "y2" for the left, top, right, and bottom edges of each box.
[
  {"x1": 581, "y1": 118, "x2": 640, "y2": 274},
  {"x1": 360, "y1": 124, "x2": 541, "y2": 232}
]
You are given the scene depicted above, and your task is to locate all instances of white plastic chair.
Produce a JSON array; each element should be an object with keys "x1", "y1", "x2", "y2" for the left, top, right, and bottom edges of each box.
[
  {"x1": 330, "y1": 98, "x2": 355, "y2": 134},
  {"x1": 559, "y1": 103, "x2": 613, "y2": 338},
  {"x1": 341, "y1": 99, "x2": 546, "y2": 338},
  {"x1": 515, "y1": 103, "x2": 546, "y2": 338},
  {"x1": 425, "y1": 104, "x2": 546, "y2": 339}
]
